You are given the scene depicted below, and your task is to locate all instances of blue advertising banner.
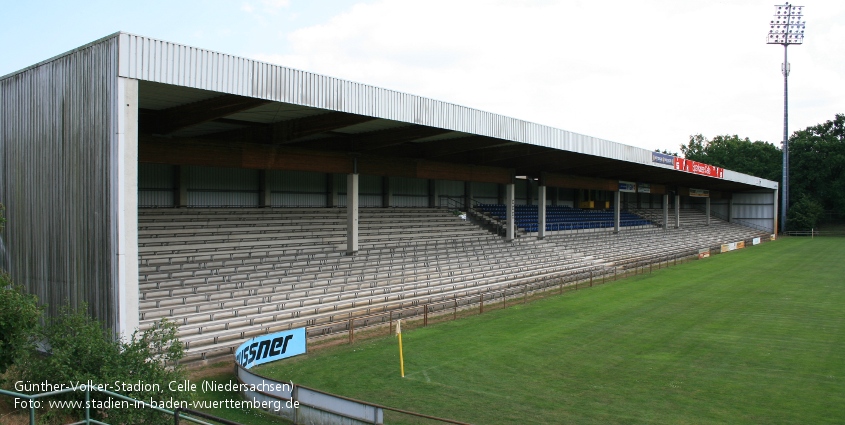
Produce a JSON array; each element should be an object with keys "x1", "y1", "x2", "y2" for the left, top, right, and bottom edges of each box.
[
  {"x1": 235, "y1": 328, "x2": 306, "y2": 369},
  {"x1": 651, "y1": 152, "x2": 675, "y2": 167},
  {"x1": 618, "y1": 181, "x2": 636, "y2": 193}
]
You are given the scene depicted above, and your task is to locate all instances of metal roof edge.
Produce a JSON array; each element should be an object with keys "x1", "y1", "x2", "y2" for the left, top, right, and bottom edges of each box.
[
  {"x1": 0, "y1": 31, "x2": 122, "y2": 81},
  {"x1": 5, "y1": 32, "x2": 779, "y2": 192}
]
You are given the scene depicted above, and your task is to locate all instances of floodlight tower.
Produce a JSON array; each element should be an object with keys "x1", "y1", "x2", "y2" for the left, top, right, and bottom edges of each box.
[{"x1": 768, "y1": 3, "x2": 805, "y2": 233}]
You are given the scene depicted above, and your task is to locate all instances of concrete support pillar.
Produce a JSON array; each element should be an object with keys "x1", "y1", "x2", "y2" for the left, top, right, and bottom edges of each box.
[
  {"x1": 429, "y1": 179, "x2": 439, "y2": 208},
  {"x1": 705, "y1": 197, "x2": 711, "y2": 226},
  {"x1": 327, "y1": 173, "x2": 338, "y2": 207},
  {"x1": 728, "y1": 198, "x2": 734, "y2": 223},
  {"x1": 258, "y1": 170, "x2": 271, "y2": 207},
  {"x1": 347, "y1": 173, "x2": 359, "y2": 254},
  {"x1": 674, "y1": 195, "x2": 681, "y2": 229},
  {"x1": 662, "y1": 194, "x2": 669, "y2": 231},
  {"x1": 505, "y1": 183, "x2": 515, "y2": 242},
  {"x1": 382, "y1": 176, "x2": 392, "y2": 208},
  {"x1": 773, "y1": 189, "x2": 779, "y2": 235},
  {"x1": 116, "y1": 77, "x2": 139, "y2": 337},
  {"x1": 175, "y1": 165, "x2": 188, "y2": 207},
  {"x1": 464, "y1": 181, "x2": 473, "y2": 211},
  {"x1": 614, "y1": 191, "x2": 621, "y2": 233},
  {"x1": 538, "y1": 185, "x2": 546, "y2": 240}
]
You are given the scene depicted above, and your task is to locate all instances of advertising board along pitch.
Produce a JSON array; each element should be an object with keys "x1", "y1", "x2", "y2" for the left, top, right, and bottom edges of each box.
[{"x1": 236, "y1": 328, "x2": 306, "y2": 369}]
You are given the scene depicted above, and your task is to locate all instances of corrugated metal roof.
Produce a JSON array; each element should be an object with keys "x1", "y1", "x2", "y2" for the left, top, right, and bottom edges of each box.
[
  {"x1": 114, "y1": 32, "x2": 777, "y2": 190},
  {"x1": 5, "y1": 32, "x2": 778, "y2": 191}
]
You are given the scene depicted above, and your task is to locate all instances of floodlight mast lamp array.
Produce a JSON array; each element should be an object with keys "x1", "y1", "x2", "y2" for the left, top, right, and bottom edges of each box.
[{"x1": 768, "y1": 3, "x2": 805, "y2": 234}]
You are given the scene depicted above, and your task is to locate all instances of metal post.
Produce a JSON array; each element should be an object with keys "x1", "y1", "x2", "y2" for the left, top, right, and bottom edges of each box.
[
  {"x1": 538, "y1": 185, "x2": 547, "y2": 240},
  {"x1": 674, "y1": 195, "x2": 681, "y2": 229},
  {"x1": 480, "y1": 294, "x2": 484, "y2": 314},
  {"x1": 347, "y1": 172, "x2": 359, "y2": 254},
  {"x1": 505, "y1": 183, "x2": 515, "y2": 241},
  {"x1": 613, "y1": 191, "x2": 621, "y2": 233},
  {"x1": 349, "y1": 319, "x2": 354, "y2": 344},
  {"x1": 86, "y1": 388, "x2": 91, "y2": 424},
  {"x1": 781, "y1": 43, "x2": 790, "y2": 233},
  {"x1": 424, "y1": 306, "x2": 428, "y2": 327},
  {"x1": 389, "y1": 311, "x2": 392, "y2": 336}
]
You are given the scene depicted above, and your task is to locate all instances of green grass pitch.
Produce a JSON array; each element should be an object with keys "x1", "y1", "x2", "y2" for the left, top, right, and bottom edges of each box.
[{"x1": 255, "y1": 237, "x2": 845, "y2": 424}]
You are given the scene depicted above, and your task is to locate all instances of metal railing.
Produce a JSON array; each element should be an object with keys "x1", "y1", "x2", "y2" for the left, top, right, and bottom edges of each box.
[
  {"x1": 784, "y1": 229, "x2": 845, "y2": 237},
  {"x1": 0, "y1": 386, "x2": 236, "y2": 425},
  {"x1": 440, "y1": 195, "x2": 510, "y2": 237},
  {"x1": 237, "y1": 365, "x2": 471, "y2": 425},
  {"x1": 299, "y1": 248, "x2": 707, "y2": 347}
]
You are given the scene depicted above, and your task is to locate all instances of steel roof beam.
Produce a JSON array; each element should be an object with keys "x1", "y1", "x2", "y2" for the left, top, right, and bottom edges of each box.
[{"x1": 141, "y1": 95, "x2": 272, "y2": 135}]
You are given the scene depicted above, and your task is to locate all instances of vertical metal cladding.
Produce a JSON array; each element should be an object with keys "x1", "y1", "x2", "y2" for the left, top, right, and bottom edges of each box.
[
  {"x1": 0, "y1": 36, "x2": 119, "y2": 326},
  {"x1": 186, "y1": 165, "x2": 259, "y2": 207},
  {"x1": 138, "y1": 163, "x2": 175, "y2": 207},
  {"x1": 733, "y1": 192, "x2": 775, "y2": 232},
  {"x1": 710, "y1": 200, "x2": 731, "y2": 220},
  {"x1": 358, "y1": 174, "x2": 382, "y2": 208},
  {"x1": 268, "y1": 170, "x2": 328, "y2": 207},
  {"x1": 392, "y1": 177, "x2": 428, "y2": 207},
  {"x1": 472, "y1": 182, "x2": 499, "y2": 205},
  {"x1": 437, "y1": 180, "x2": 464, "y2": 197}
]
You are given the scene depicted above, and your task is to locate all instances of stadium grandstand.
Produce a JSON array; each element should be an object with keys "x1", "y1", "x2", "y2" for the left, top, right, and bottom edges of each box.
[{"x1": 0, "y1": 32, "x2": 778, "y2": 363}]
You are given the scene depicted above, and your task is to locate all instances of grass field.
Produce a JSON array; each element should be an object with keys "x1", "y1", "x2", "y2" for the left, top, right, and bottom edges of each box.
[{"x1": 255, "y1": 237, "x2": 845, "y2": 424}]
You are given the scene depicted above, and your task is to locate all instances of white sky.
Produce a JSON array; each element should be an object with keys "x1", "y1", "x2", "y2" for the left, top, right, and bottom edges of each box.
[{"x1": 1, "y1": 0, "x2": 843, "y2": 154}]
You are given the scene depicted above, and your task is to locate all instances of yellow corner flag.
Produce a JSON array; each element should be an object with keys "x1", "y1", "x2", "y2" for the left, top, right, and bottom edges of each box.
[{"x1": 396, "y1": 319, "x2": 405, "y2": 378}]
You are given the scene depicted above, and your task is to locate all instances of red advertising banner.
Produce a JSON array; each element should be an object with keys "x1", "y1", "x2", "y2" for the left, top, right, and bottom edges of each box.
[{"x1": 673, "y1": 158, "x2": 724, "y2": 178}]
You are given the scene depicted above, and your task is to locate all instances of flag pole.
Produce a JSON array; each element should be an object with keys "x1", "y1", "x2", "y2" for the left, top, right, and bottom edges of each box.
[{"x1": 397, "y1": 319, "x2": 405, "y2": 378}]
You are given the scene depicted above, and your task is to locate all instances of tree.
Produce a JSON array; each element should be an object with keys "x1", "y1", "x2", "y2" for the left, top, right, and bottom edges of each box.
[
  {"x1": 12, "y1": 305, "x2": 186, "y2": 424},
  {"x1": 0, "y1": 277, "x2": 42, "y2": 374},
  {"x1": 787, "y1": 195, "x2": 825, "y2": 230},
  {"x1": 680, "y1": 134, "x2": 782, "y2": 183},
  {"x1": 788, "y1": 114, "x2": 845, "y2": 215},
  {"x1": 654, "y1": 148, "x2": 679, "y2": 156}
]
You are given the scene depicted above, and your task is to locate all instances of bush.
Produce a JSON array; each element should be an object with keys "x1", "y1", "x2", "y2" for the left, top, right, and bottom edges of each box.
[
  {"x1": 0, "y1": 275, "x2": 42, "y2": 374},
  {"x1": 13, "y1": 305, "x2": 187, "y2": 424},
  {"x1": 787, "y1": 196, "x2": 825, "y2": 230}
]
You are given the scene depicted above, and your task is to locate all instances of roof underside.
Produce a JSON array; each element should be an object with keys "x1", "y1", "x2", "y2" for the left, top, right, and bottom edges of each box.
[
  {"x1": 17, "y1": 32, "x2": 775, "y2": 193},
  {"x1": 137, "y1": 79, "x2": 772, "y2": 193}
]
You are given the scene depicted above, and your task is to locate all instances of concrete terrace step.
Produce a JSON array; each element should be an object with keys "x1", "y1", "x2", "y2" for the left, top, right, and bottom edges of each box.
[
  {"x1": 174, "y1": 262, "x2": 605, "y2": 356},
  {"x1": 138, "y1": 248, "x2": 577, "y2": 314}
]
